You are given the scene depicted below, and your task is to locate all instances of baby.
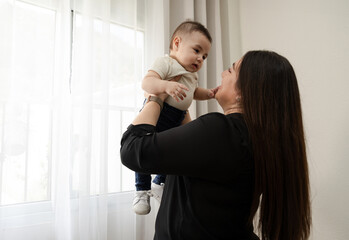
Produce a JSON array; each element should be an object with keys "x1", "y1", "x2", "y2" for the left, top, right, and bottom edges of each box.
[{"x1": 133, "y1": 20, "x2": 217, "y2": 215}]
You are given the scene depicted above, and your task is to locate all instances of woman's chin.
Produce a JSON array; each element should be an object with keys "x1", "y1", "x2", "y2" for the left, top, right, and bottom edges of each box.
[{"x1": 214, "y1": 86, "x2": 221, "y2": 98}]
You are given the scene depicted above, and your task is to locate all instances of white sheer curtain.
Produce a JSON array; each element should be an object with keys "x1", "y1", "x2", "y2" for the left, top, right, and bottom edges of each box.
[
  {"x1": 0, "y1": 0, "x2": 154, "y2": 239},
  {"x1": 0, "y1": 0, "x2": 235, "y2": 239}
]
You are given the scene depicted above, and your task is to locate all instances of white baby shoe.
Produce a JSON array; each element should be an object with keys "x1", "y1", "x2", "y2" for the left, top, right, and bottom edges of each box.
[
  {"x1": 133, "y1": 190, "x2": 150, "y2": 215},
  {"x1": 149, "y1": 182, "x2": 164, "y2": 203}
]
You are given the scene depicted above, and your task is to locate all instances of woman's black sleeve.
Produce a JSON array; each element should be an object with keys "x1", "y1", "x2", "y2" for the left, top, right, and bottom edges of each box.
[{"x1": 120, "y1": 113, "x2": 246, "y2": 179}]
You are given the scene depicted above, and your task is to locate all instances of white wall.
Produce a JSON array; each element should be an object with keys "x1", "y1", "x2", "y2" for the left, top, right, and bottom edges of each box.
[{"x1": 237, "y1": 0, "x2": 349, "y2": 239}]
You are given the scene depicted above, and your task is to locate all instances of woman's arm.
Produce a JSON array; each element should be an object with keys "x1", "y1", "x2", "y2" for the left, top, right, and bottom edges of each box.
[
  {"x1": 132, "y1": 100, "x2": 162, "y2": 126},
  {"x1": 121, "y1": 113, "x2": 246, "y2": 180}
]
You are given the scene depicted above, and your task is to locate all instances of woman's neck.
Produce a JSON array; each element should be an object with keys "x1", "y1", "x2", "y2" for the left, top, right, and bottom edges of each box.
[{"x1": 223, "y1": 104, "x2": 242, "y2": 115}]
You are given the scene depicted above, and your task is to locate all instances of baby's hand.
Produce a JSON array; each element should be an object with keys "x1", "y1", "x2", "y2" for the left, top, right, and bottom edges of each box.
[
  {"x1": 208, "y1": 86, "x2": 219, "y2": 99},
  {"x1": 166, "y1": 76, "x2": 189, "y2": 102}
]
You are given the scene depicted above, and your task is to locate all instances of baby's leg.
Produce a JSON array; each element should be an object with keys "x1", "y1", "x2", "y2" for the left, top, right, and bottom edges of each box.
[{"x1": 151, "y1": 175, "x2": 166, "y2": 203}]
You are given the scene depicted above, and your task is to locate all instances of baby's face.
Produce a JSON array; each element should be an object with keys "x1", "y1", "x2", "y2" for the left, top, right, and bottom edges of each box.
[{"x1": 171, "y1": 31, "x2": 211, "y2": 73}]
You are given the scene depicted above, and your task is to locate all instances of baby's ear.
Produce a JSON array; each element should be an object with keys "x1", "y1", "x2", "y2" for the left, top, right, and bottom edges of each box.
[{"x1": 173, "y1": 36, "x2": 181, "y2": 50}]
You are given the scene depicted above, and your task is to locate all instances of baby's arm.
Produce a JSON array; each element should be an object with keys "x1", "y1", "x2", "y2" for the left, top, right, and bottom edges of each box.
[
  {"x1": 142, "y1": 71, "x2": 188, "y2": 102},
  {"x1": 181, "y1": 111, "x2": 192, "y2": 125},
  {"x1": 193, "y1": 87, "x2": 219, "y2": 100}
]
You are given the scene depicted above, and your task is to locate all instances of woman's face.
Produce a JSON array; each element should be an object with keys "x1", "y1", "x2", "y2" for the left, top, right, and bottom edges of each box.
[{"x1": 215, "y1": 58, "x2": 242, "y2": 108}]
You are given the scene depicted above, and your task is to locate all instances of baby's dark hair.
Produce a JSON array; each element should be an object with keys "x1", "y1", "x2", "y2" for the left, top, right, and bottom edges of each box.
[{"x1": 169, "y1": 20, "x2": 212, "y2": 50}]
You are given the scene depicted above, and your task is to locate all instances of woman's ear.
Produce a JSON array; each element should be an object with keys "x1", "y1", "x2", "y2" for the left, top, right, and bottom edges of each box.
[{"x1": 236, "y1": 95, "x2": 241, "y2": 103}]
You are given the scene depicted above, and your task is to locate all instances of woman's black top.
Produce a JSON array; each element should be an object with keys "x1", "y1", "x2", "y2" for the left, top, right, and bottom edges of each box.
[{"x1": 120, "y1": 112, "x2": 259, "y2": 240}]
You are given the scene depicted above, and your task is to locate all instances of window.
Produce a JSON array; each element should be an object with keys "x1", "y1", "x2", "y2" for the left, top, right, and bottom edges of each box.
[
  {"x1": 0, "y1": 0, "x2": 145, "y2": 206},
  {"x1": 0, "y1": 0, "x2": 56, "y2": 205}
]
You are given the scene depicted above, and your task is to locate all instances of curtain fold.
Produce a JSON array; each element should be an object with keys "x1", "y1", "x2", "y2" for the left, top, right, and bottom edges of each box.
[{"x1": 52, "y1": 1, "x2": 73, "y2": 239}]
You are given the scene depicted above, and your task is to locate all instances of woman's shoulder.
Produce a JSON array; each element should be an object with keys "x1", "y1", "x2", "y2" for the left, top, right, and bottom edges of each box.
[
  {"x1": 198, "y1": 112, "x2": 244, "y2": 124},
  {"x1": 196, "y1": 112, "x2": 248, "y2": 139},
  {"x1": 194, "y1": 112, "x2": 225, "y2": 125}
]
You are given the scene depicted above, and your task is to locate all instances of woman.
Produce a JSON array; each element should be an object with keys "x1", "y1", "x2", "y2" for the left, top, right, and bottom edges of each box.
[{"x1": 120, "y1": 50, "x2": 311, "y2": 240}]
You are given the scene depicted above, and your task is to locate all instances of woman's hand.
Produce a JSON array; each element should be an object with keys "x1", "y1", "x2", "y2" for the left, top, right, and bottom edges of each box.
[{"x1": 165, "y1": 75, "x2": 188, "y2": 102}]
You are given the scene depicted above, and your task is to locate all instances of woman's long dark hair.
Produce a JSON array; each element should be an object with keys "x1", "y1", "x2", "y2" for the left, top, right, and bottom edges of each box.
[{"x1": 238, "y1": 51, "x2": 311, "y2": 240}]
